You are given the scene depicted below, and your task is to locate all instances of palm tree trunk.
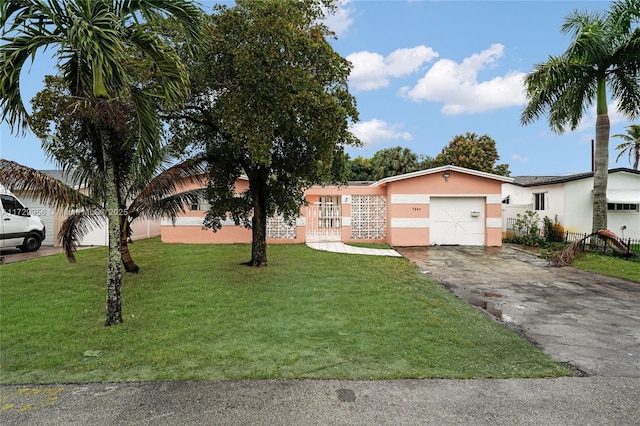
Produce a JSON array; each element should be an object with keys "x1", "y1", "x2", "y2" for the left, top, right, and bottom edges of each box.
[
  {"x1": 120, "y1": 215, "x2": 139, "y2": 273},
  {"x1": 120, "y1": 239, "x2": 139, "y2": 273},
  {"x1": 102, "y1": 134, "x2": 124, "y2": 326},
  {"x1": 592, "y1": 81, "x2": 610, "y2": 235}
]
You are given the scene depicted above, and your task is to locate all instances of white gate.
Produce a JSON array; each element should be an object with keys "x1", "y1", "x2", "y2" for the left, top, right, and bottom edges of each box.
[{"x1": 306, "y1": 197, "x2": 342, "y2": 242}]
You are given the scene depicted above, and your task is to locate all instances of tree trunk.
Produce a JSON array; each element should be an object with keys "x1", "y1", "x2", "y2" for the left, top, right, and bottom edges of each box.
[
  {"x1": 102, "y1": 134, "x2": 124, "y2": 326},
  {"x1": 592, "y1": 82, "x2": 610, "y2": 235},
  {"x1": 249, "y1": 179, "x2": 268, "y2": 267},
  {"x1": 120, "y1": 215, "x2": 139, "y2": 273},
  {"x1": 120, "y1": 239, "x2": 139, "y2": 273}
]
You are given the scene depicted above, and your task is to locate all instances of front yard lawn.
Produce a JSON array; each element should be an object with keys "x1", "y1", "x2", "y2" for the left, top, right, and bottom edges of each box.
[{"x1": 0, "y1": 238, "x2": 572, "y2": 384}]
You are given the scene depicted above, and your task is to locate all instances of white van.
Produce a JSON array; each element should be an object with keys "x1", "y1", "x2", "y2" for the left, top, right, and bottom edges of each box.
[{"x1": 0, "y1": 187, "x2": 46, "y2": 252}]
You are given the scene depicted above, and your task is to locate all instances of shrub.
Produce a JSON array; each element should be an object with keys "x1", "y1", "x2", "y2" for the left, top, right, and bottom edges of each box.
[
  {"x1": 543, "y1": 215, "x2": 565, "y2": 243},
  {"x1": 507, "y1": 210, "x2": 545, "y2": 246}
]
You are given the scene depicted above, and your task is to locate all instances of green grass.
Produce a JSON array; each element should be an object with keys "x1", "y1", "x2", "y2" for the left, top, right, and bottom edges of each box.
[
  {"x1": 0, "y1": 238, "x2": 572, "y2": 384},
  {"x1": 573, "y1": 254, "x2": 640, "y2": 283}
]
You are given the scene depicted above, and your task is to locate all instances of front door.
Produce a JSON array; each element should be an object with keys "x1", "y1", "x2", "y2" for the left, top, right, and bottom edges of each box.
[{"x1": 306, "y1": 196, "x2": 342, "y2": 242}]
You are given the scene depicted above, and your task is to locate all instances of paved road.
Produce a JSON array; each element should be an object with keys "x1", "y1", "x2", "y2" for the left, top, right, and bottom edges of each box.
[
  {"x1": 396, "y1": 245, "x2": 640, "y2": 378},
  {"x1": 1, "y1": 378, "x2": 639, "y2": 425},
  {"x1": 2, "y1": 245, "x2": 640, "y2": 425}
]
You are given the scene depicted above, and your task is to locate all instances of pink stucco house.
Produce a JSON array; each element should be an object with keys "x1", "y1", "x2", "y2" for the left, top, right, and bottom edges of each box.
[{"x1": 161, "y1": 165, "x2": 513, "y2": 247}]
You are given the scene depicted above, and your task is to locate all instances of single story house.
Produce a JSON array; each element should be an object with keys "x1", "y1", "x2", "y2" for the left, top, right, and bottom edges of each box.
[
  {"x1": 502, "y1": 168, "x2": 640, "y2": 239},
  {"x1": 13, "y1": 170, "x2": 160, "y2": 247},
  {"x1": 161, "y1": 165, "x2": 513, "y2": 247}
]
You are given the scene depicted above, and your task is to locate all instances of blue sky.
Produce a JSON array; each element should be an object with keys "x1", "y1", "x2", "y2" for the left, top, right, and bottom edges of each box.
[{"x1": 1, "y1": 0, "x2": 636, "y2": 176}]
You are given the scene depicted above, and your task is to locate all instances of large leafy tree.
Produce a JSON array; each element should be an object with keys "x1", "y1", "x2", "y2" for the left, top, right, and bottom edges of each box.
[
  {"x1": 0, "y1": 0, "x2": 202, "y2": 325},
  {"x1": 433, "y1": 132, "x2": 510, "y2": 176},
  {"x1": 170, "y1": 0, "x2": 359, "y2": 267},
  {"x1": 370, "y1": 146, "x2": 421, "y2": 180},
  {"x1": 613, "y1": 124, "x2": 640, "y2": 169},
  {"x1": 346, "y1": 155, "x2": 373, "y2": 181},
  {"x1": 520, "y1": 0, "x2": 640, "y2": 234}
]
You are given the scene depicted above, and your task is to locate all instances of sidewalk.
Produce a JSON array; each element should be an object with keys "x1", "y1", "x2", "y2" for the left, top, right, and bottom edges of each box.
[{"x1": 306, "y1": 242, "x2": 402, "y2": 257}]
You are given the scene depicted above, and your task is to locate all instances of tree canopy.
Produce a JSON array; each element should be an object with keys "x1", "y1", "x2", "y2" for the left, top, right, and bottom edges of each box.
[
  {"x1": 370, "y1": 146, "x2": 421, "y2": 181},
  {"x1": 169, "y1": 0, "x2": 358, "y2": 266},
  {"x1": 433, "y1": 133, "x2": 510, "y2": 176},
  {"x1": 520, "y1": 0, "x2": 640, "y2": 233}
]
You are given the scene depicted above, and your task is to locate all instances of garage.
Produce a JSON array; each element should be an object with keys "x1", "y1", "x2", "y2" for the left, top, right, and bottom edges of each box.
[
  {"x1": 19, "y1": 195, "x2": 55, "y2": 246},
  {"x1": 430, "y1": 197, "x2": 485, "y2": 246}
]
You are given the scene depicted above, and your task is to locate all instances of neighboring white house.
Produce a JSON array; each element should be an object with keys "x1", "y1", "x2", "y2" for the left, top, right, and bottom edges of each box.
[
  {"x1": 502, "y1": 168, "x2": 640, "y2": 239},
  {"x1": 14, "y1": 170, "x2": 160, "y2": 247}
]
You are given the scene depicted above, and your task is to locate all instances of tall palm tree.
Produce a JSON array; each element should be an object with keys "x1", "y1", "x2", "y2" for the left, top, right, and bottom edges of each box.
[
  {"x1": 520, "y1": 0, "x2": 640, "y2": 234},
  {"x1": 1, "y1": 0, "x2": 202, "y2": 325},
  {"x1": 0, "y1": 156, "x2": 206, "y2": 272},
  {"x1": 613, "y1": 124, "x2": 640, "y2": 169}
]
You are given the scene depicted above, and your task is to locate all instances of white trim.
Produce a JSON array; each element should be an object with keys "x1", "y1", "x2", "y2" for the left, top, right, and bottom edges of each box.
[
  {"x1": 391, "y1": 218, "x2": 429, "y2": 228},
  {"x1": 342, "y1": 216, "x2": 351, "y2": 226},
  {"x1": 486, "y1": 194, "x2": 502, "y2": 204},
  {"x1": 430, "y1": 194, "x2": 497, "y2": 199},
  {"x1": 607, "y1": 190, "x2": 640, "y2": 204},
  {"x1": 371, "y1": 165, "x2": 514, "y2": 186},
  {"x1": 390, "y1": 194, "x2": 430, "y2": 204},
  {"x1": 486, "y1": 218, "x2": 502, "y2": 228}
]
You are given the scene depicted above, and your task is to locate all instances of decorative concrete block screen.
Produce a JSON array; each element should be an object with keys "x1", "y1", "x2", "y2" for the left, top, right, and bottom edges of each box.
[
  {"x1": 266, "y1": 215, "x2": 297, "y2": 239},
  {"x1": 351, "y1": 195, "x2": 386, "y2": 239}
]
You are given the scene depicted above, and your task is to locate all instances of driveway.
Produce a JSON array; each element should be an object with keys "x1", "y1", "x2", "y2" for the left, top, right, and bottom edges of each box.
[{"x1": 395, "y1": 245, "x2": 640, "y2": 378}]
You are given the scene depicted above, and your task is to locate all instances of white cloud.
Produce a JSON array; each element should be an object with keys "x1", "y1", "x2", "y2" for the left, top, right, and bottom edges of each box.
[
  {"x1": 322, "y1": 0, "x2": 354, "y2": 37},
  {"x1": 347, "y1": 46, "x2": 438, "y2": 91},
  {"x1": 402, "y1": 43, "x2": 527, "y2": 114},
  {"x1": 511, "y1": 154, "x2": 529, "y2": 162},
  {"x1": 350, "y1": 119, "x2": 413, "y2": 146}
]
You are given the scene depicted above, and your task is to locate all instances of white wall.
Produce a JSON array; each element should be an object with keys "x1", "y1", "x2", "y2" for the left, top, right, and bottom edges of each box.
[
  {"x1": 79, "y1": 217, "x2": 161, "y2": 246},
  {"x1": 563, "y1": 178, "x2": 595, "y2": 235},
  {"x1": 502, "y1": 183, "x2": 565, "y2": 229},
  {"x1": 606, "y1": 172, "x2": 640, "y2": 239}
]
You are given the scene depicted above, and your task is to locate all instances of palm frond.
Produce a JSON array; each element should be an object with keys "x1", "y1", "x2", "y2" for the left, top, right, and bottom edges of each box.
[
  {"x1": 58, "y1": 211, "x2": 105, "y2": 262},
  {"x1": 128, "y1": 154, "x2": 207, "y2": 218},
  {"x1": 127, "y1": 28, "x2": 189, "y2": 107},
  {"x1": 134, "y1": 189, "x2": 201, "y2": 221},
  {"x1": 0, "y1": 159, "x2": 101, "y2": 211},
  {"x1": 119, "y1": 0, "x2": 204, "y2": 53}
]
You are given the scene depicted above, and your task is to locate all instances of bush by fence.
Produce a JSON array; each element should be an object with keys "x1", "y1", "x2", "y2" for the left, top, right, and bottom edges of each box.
[{"x1": 505, "y1": 216, "x2": 639, "y2": 260}]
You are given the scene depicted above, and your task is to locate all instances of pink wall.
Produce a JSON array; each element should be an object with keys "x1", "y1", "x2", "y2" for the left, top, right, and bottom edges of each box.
[{"x1": 161, "y1": 168, "x2": 507, "y2": 247}]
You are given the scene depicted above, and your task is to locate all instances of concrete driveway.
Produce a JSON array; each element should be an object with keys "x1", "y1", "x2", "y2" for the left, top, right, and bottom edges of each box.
[{"x1": 395, "y1": 245, "x2": 640, "y2": 378}]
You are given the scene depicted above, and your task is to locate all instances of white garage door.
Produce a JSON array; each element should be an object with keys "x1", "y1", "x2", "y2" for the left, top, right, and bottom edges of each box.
[
  {"x1": 20, "y1": 196, "x2": 55, "y2": 246},
  {"x1": 430, "y1": 197, "x2": 485, "y2": 246}
]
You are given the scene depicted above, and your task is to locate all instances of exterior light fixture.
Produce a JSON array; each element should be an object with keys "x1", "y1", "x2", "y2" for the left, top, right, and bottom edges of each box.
[{"x1": 443, "y1": 172, "x2": 450, "y2": 181}]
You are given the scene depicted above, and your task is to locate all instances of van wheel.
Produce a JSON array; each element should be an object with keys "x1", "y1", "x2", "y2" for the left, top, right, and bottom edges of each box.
[{"x1": 20, "y1": 233, "x2": 42, "y2": 252}]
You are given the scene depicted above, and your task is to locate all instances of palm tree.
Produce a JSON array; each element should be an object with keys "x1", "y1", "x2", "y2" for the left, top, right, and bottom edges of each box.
[
  {"x1": 370, "y1": 146, "x2": 420, "y2": 181},
  {"x1": 613, "y1": 124, "x2": 640, "y2": 169},
  {"x1": 1, "y1": 0, "x2": 202, "y2": 325},
  {"x1": 0, "y1": 156, "x2": 206, "y2": 272},
  {"x1": 520, "y1": 0, "x2": 640, "y2": 234}
]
